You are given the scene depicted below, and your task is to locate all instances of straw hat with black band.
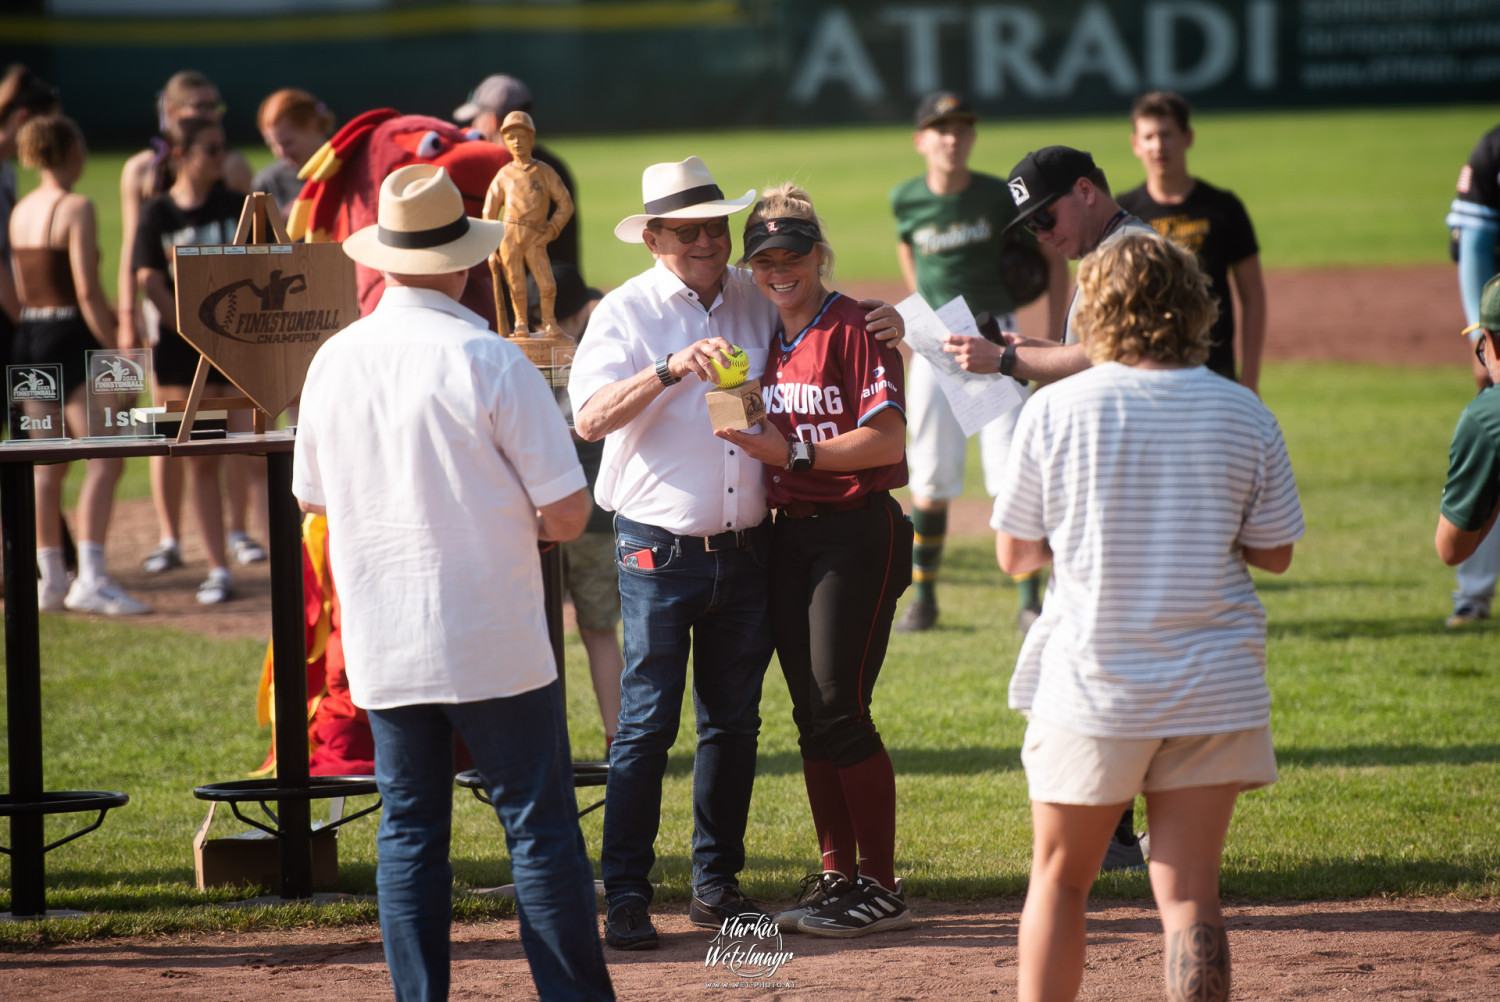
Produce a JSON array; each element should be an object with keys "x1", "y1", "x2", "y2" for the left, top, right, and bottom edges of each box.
[
  {"x1": 614, "y1": 156, "x2": 755, "y2": 243},
  {"x1": 343, "y1": 164, "x2": 505, "y2": 274}
]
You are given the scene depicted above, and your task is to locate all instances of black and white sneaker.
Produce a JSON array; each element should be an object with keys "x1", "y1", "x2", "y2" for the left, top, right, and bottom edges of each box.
[
  {"x1": 797, "y1": 875, "x2": 910, "y2": 938},
  {"x1": 774, "y1": 870, "x2": 855, "y2": 933}
]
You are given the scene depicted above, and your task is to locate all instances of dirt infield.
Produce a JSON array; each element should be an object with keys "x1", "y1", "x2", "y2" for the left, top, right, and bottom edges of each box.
[
  {"x1": 5, "y1": 898, "x2": 1498, "y2": 1000},
  {"x1": 6, "y1": 263, "x2": 1496, "y2": 998},
  {"x1": 846, "y1": 261, "x2": 1472, "y2": 369}
]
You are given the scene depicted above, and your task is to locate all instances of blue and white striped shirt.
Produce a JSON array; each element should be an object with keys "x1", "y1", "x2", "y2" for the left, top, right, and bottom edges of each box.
[{"x1": 992, "y1": 363, "x2": 1304, "y2": 738}]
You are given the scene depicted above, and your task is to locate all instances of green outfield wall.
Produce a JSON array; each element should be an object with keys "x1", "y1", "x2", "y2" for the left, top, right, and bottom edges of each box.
[{"x1": 4, "y1": 0, "x2": 1498, "y2": 146}]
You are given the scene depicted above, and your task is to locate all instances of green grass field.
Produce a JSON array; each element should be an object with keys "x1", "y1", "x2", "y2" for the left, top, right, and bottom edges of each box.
[
  {"x1": 2, "y1": 360, "x2": 1496, "y2": 945},
  {"x1": 23, "y1": 104, "x2": 1499, "y2": 303},
  {"x1": 3, "y1": 107, "x2": 1498, "y2": 943}
]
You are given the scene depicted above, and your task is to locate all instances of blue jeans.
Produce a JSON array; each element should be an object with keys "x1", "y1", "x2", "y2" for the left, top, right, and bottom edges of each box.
[
  {"x1": 367, "y1": 682, "x2": 614, "y2": 1002},
  {"x1": 605, "y1": 516, "x2": 773, "y2": 909}
]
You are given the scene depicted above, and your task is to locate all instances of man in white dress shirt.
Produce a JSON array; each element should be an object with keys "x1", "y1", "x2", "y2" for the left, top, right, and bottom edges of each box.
[
  {"x1": 295, "y1": 164, "x2": 613, "y2": 1001},
  {"x1": 569, "y1": 156, "x2": 904, "y2": 950}
]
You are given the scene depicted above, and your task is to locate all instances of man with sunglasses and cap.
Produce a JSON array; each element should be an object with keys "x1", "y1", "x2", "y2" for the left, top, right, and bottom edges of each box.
[
  {"x1": 942, "y1": 145, "x2": 1158, "y2": 384},
  {"x1": 1437, "y1": 274, "x2": 1500, "y2": 572},
  {"x1": 294, "y1": 164, "x2": 614, "y2": 1002},
  {"x1": 569, "y1": 155, "x2": 904, "y2": 950},
  {"x1": 941, "y1": 146, "x2": 1161, "y2": 874}
]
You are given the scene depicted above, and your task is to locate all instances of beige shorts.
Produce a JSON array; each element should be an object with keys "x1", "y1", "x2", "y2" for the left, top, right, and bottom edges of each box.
[
  {"x1": 562, "y1": 531, "x2": 621, "y2": 631},
  {"x1": 1021, "y1": 716, "x2": 1278, "y2": 805}
]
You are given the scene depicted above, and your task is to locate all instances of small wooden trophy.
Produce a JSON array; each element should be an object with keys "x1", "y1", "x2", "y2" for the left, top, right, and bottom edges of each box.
[
  {"x1": 704, "y1": 346, "x2": 763, "y2": 431},
  {"x1": 706, "y1": 379, "x2": 764, "y2": 431}
]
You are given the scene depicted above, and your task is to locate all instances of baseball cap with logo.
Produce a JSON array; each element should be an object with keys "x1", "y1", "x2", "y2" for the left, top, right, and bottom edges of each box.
[
  {"x1": 914, "y1": 91, "x2": 978, "y2": 130},
  {"x1": 1461, "y1": 273, "x2": 1500, "y2": 338},
  {"x1": 453, "y1": 74, "x2": 533, "y2": 122},
  {"x1": 1003, "y1": 146, "x2": 1099, "y2": 234},
  {"x1": 741, "y1": 216, "x2": 823, "y2": 261}
]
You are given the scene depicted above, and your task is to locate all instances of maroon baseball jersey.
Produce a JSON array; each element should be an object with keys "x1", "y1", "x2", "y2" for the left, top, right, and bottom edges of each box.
[{"x1": 761, "y1": 293, "x2": 908, "y2": 506}]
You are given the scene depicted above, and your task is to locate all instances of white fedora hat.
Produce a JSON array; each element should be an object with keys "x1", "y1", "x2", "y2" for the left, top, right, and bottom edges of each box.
[
  {"x1": 343, "y1": 164, "x2": 505, "y2": 274},
  {"x1": 614, "y1": 156, "x2": 755, "y2": 243}
]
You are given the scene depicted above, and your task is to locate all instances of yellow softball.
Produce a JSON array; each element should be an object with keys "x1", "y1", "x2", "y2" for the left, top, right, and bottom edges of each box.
[{"x1": 711, "y1": 345, "x2": 750, "y2": 389}]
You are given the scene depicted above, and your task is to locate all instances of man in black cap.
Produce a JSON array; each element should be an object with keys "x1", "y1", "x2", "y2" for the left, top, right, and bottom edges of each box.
[
  {"x1": 943, "y1": 145, "x2": 1158, "y2": 383},
  {"x1": 944, "y1": 145, "x2": 1160, "y2": 873}
]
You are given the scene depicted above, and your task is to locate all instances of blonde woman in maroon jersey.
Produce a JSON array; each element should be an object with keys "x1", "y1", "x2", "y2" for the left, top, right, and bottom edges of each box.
[{"x1": 717, "y1": 182, "x2": 913, "y2": 938}]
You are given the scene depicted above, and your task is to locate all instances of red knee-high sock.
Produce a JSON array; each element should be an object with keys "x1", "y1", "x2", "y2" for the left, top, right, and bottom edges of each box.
[
  {"x1": 836, "y1": 747, "x2": 897, "y2": 890},
  {"x1": 801, "y1": 757, "x2": 858, "y2": 877}
]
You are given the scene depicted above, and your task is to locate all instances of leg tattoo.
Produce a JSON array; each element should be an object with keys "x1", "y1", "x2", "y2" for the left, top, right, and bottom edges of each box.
[{"x1": 1165, "y1": 921, "x2": 1229, "y2": 1002}]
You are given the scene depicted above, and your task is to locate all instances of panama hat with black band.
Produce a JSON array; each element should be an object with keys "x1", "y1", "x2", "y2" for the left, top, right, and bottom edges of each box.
[
  {"x1": 343, "y1": 164, "x2": 505, "y2": 274},
  {"x1": 1003, "y1": 145, "x2": 1099, "y2": 234},
  {"x1": 614, "y1": 156, "x2": 755, "y2": 243}
]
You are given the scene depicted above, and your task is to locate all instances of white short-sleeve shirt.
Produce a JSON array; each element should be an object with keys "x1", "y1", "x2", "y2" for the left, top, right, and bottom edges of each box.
[
  {"x1": 991, "y1": 363, "x2": 1304, "y2": 738},
  {"x1": 568, "y1": 261, "x2": 778, "y2": 537},
  {"x1": 294, "y1": 285, "x2": 586, "y2": 710}
]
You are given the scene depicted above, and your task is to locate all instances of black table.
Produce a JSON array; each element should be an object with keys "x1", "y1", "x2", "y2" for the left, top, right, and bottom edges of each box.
[
  {"x1": 1, "y1": 438, "x2": 169, "y2": 917},
  {"x1": 0, "y1": 433, "x2": 356, "y2": 915}
]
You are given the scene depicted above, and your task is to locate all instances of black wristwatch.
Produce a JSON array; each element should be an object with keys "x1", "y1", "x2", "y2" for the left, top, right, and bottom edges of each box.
[
  {"x1": 785, "y1": 439, "x2": 815, "y2": 473},
  {"x1": 654, "y1": 354, "x2": 680, "y2": 387},
  {"x1": 999, "y1": 343, "x2": 1019, "y2": 378}
]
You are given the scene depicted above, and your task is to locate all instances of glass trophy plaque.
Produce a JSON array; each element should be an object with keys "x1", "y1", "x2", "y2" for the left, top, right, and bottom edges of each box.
[
  {"x1": 6, "y1": 363, "x2": 67, "y2": 443},
  {"x1": 550, "y1": 344, "x2": 574, "y2": 428},
  {"x1": 85, "y1": 348, "x2": 157, "y2": 439}
]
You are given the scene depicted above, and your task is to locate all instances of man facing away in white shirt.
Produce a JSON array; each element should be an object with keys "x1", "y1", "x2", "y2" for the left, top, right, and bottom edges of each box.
[{"x1": 294, "y1": 164, "x2": 613, "y2": 1002}]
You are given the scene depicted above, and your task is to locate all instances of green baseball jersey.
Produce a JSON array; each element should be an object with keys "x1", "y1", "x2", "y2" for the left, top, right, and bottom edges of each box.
[
  {"x1": 1441, "y1": 386, "x2": 1500, "y2": 531},
  {"x1": 891, "y1": 172, "x2": 1029, "y2": 318}
]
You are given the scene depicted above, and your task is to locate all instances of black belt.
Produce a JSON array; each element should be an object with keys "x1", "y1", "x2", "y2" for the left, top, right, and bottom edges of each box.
[
  {"x1": 776, "y1": 490, "x2": 886, "y2": 520},
  {"x1": 615, "y1": 514, "x2": 768, "y2": 553}
]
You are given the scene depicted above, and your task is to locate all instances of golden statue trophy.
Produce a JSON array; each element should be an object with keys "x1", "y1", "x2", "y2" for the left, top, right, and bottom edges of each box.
[{"x1": 482, "y1": 111, "x2": 576, "y2": 371}]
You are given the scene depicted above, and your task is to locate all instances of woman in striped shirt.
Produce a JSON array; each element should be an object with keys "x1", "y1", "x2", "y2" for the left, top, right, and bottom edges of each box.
[{"x1": 991, "y1": 233, "x2": 1304, "y2": 1002}]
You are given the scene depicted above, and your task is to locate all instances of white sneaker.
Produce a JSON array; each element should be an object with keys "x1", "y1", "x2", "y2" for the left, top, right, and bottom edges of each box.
[
  {"x1": 230, "y1": 536, "x2": 267, "y2": 565},
  {"x1": 65, "y1": 578, "x2": 152, "y2": 616},
  {"x1": 197, "y1": 572, "x2": 233, "y2": 605},
  {"x1": 39, "y1": 583, "x2": 69, "y2": 612}
]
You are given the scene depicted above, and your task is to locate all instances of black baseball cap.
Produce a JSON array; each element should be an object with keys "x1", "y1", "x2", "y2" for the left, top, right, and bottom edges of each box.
[
  {"x1": 1003, "y1": 146, "x2": 1098, "y2": 233},
  {"x1": 741, "y1": 216, "x2": 823, "y2": 261},
  {"x1": 914, "y1": 91, "x2": 977, "y2": 130}
]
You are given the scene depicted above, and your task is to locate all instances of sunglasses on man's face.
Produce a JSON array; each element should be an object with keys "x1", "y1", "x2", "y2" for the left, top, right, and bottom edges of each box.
[
  {"x1": 1023, "y1": 203, "x2": 1059, "y2": 235},
  {"x1": 1478, "y1": 334, "x2": 1489, "y2": 366},
  {"x1": 654, "y1": 219, "x2": 728, "y2": 244}
]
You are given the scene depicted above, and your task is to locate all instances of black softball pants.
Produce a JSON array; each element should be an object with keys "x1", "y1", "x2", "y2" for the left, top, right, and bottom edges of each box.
[{"x1": 770, "y1": 491, "x2": 913, "y2": 768}]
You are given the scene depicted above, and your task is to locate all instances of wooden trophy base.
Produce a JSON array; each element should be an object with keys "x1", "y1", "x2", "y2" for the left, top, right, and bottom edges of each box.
[
  {"x1": 706, "y1": 379, "x2": 765, "y2": 432},
  {"x1": 506, "y1": 332, "x2": 576, "y2": 388}
]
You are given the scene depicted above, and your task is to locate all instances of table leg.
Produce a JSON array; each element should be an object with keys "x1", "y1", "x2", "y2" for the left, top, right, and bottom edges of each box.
[
  {"x1": 266, "y1": 451, "x2": 312, "y2": 898},
  {"x1": 2, "y1": 461, "x2": 45, "y2": 917},
  {"x1": 541, "y1": 543, "x2": 564, "y2": 701}
]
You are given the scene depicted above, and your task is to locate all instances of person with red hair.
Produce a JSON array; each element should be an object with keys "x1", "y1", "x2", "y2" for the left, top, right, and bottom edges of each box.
[{"x1": 254, "y1": 88, "x2": 335, "y2": 217}]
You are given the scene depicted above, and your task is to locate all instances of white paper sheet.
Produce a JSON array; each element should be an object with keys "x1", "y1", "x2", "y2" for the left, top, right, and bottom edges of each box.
[{"x1": 896, "y1": 293, "x2": 1023, "y2": 437}]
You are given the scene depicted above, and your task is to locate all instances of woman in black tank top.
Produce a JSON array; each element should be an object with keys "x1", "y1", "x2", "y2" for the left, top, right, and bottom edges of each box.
[{"x1": 9, "y1": 115, "x2": 149, "y2": 615}]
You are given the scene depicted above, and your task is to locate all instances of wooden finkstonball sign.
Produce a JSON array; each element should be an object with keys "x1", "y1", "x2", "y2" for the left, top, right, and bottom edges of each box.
[
  {"x1": 174, "y1": 243, "x2": 356, "y2": 418},
  {"x1": 172, "y1": 194, "x2": 358, "y2": 419}
]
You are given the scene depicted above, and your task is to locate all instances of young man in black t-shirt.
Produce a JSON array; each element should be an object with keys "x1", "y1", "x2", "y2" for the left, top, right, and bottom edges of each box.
[{"x1": 1118, "y1": 91, "x2": 1266, "y2": 392}]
